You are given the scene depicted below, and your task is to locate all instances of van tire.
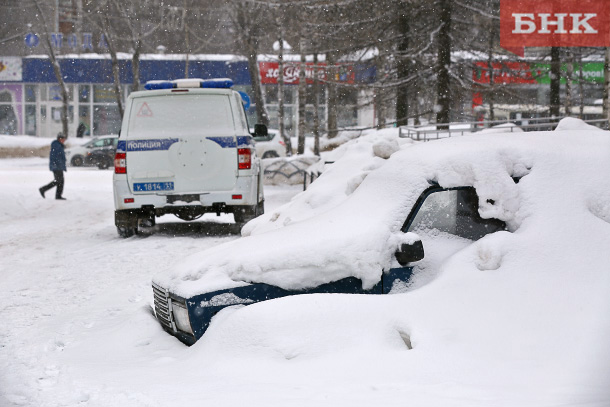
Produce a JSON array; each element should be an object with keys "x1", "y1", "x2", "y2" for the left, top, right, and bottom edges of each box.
[
  {"x1": 234, "y1": 200, "x2": 264, "y2": 224},
  {"x1": 117, "y1": 226, "x2": 137, "y2": 238}
]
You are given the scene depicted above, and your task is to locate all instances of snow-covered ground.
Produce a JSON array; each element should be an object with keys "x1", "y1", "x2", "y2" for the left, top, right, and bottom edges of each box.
[
  {"x1": 1, "y1": 120, "x2": 610, "y2": 407},
  {"x1": 0, "y1": 156, "x2": 301, "y2": 406}
]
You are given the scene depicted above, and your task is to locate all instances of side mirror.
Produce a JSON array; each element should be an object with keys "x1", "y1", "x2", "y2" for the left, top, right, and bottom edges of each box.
[
  {"x1": 253, "y1": 124, "x2": 268, "y2": 137},
  {"x1": 395, "y1": 240, "x2": 424, "y2": 266}
]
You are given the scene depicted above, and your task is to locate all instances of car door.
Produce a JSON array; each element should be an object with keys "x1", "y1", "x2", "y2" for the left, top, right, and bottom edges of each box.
[{"x1": 383, "y1": 186, "x2": 506, "y2": 293}]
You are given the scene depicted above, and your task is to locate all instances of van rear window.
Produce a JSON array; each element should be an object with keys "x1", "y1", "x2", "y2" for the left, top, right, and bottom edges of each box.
[{"x1": 128, "y1": 94, "x2": 235, "y2": 136}]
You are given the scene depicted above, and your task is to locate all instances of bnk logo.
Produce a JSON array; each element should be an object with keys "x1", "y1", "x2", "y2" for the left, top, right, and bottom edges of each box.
[{"x1": 501, "y1": 0, "x2": 610, "y2": 48}]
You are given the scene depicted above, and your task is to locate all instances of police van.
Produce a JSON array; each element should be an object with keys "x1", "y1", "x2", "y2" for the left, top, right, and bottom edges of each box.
[{"x1": 112, "y1": 78, "x2": 265, "y2": 237}]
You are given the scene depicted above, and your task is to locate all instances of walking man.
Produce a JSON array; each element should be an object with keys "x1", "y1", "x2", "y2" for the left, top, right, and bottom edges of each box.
[{"x1": 39, "y1": 133, "x2": 67, "y2": 200}]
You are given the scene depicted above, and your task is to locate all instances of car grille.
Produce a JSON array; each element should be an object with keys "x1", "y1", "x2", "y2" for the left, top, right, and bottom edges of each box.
[{"x1": 152, "y1": 282, "x2": 174, "y2": 331}]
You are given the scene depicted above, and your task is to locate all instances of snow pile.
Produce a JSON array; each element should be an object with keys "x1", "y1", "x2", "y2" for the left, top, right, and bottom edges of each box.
[
  {"x1": 170, "y1": 118, "x2": 610, "y2": 404},
  {"x1": 156, "y1": 119, "x2": 610, "y2": 302},
  {"x1": 244, "y1": 128, "x2": 413, "y2": 236},
  {"x1": 0, "y1": 135, "x2": 90, "y2": 149},
  {"x1": 0, "y1": 135, "x2": 52, "y2": 148}
]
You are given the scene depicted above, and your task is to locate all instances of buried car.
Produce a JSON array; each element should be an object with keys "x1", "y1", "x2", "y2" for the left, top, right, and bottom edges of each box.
[{"x1": 152, "y1": 120, "x2": 610, "y2": 345}]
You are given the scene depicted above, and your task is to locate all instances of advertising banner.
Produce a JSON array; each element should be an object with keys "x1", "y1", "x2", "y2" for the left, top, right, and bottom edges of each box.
[
  {"x1": 259, "y1": 62, "x2": 355, "y2": 85},
  {"x1": 501, "y1": 0, "x2": 610, "y2": 48},
  {"x1": 0, "y1": 57, "x2": 23, "y2": 81},
  {"x1": 473, "y1": 61, "x2": 605, "y2": 85}
]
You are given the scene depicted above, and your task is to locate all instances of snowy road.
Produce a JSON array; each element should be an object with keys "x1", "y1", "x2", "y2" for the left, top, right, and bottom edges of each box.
[{"x1": 0, "y1": 158, "x2": 301, "y2": 406}]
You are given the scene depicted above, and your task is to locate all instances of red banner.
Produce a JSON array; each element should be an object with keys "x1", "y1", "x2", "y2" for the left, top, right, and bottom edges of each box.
[
  {"x1": 472, "y1": 61, "x2": 539, "y2": 84},
  {"x1": 501, "y1": 0, "x2": 610, "y2": 48},
  {"x1": 259, "y1": 62, "x2": 355, "y2": 85}
]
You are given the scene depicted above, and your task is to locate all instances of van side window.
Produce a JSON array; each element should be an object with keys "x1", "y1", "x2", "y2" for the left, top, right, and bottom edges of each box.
[{"x1": 234, "y1": 93, "x2": 249, "y2": 133}]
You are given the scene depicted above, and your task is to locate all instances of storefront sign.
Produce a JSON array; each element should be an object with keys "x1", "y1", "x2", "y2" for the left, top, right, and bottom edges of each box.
[
  {"x1": 259, "y1": 62, "x2": 355, "y2": 85},
  {"x1": 24, "y1": 33, "x2": 108, "y2": 50},
  {"x1": 473, "y1": 61, "x2": 605, "y2": 85},
  {"x1": 0, "y1": 57, "x2": 22, "y2": 81},
  {"x1": 500, "y1": 0, "x2": 610, "y2": 48}
]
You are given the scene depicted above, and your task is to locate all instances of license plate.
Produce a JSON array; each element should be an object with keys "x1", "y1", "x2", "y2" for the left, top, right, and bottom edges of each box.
[{"x1": 133, "y1": 182, "x2": 174, "y2": 192}]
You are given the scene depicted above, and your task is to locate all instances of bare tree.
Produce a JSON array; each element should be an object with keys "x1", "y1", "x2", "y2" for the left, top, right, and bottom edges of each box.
[
  {"x1": 33, "y1": 0, "x2": 69, "y2": 138},
  {"x1": 229, "y1": 0, "x2": 270, "y2": 127},
  {"x1": 603, "y1": 47, "x2": 610, "y2": 129}
]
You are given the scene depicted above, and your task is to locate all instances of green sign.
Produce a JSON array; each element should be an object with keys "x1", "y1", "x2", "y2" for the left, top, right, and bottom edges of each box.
[{"x1": 531, "y1": 62, "x2": 604, "y2": 84}]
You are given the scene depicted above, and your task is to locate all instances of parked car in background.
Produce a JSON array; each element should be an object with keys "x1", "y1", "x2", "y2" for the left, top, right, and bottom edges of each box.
[
  {"x1": 88, "y1": 147, "x2": 116, "y2": 169},
  {"x1": 65, "y1": 135, "x2": 118, "y2": 167},
  {"x1": 253, "y1": 129, "x2": 286, "y2": 158}
]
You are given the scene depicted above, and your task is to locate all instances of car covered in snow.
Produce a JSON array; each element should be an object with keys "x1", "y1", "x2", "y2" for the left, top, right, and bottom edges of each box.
[
  {"x1": 152, "y1": 118, "x2": 610, "y2": 348},
  {"x1": 152, "y1": 118, "x2": 602, "y2": 345},
  {"x1": 112, "y1": 78, "x2": 266, "y2": 238}
]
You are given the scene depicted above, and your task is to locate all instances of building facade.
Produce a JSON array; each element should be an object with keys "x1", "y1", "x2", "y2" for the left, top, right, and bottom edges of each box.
[{"x1": 0, "y1": 54, "x2": 376, "y2": 138}]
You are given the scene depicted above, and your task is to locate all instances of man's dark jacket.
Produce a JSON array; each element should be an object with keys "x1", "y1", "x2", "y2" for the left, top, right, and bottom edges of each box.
[{"x1": 49, "y1": 140, "x2": 66, "y2": 171}]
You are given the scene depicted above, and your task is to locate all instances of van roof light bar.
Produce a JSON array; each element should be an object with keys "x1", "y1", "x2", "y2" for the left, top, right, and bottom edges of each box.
[{"x1": 144, "y1": 78, "x2": 234, "y2": 91}]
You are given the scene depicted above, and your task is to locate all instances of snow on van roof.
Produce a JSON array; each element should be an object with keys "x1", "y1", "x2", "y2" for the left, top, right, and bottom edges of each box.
[{"x1": 154, "y1": 119, "x2": 610, "y2": 300}]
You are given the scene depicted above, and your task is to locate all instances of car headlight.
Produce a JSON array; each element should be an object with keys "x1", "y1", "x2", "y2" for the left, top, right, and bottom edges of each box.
[{"x1": 171, "y1": 301, "x2": 193, "y2": 335}]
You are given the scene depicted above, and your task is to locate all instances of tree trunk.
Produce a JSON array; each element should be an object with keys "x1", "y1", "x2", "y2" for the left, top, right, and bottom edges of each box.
[
  {"x1": 604, "y1": 47, "x2": 610, "y2": 128},
  {"x1": 297, "y1": 39, "x2": 307, "y2": 155},
  {"x1": 313, "y1": 53, "x2": 320, "y2": 156},
  {"x1": 277, "y1": 33, "x2": 291, "y2": 156},
  {"x1": 549, "y1": 47, "x2": 561, "y2": 117},
  {"x1": 375, "y1": 55, "x2": 386, "y2": 130},
  {"x1": 565, "y1": 51, "x2": 573, "y2": 117},
  {"x1": 436, "y1": 0, "x2": 452, "y2": 128},
  {"x1": 132, "y1": 40, "x2": 141, "y2": 92},
  {"x1": 246, "y1": 41, "x2": 269, "y2": 127},
  {"x1": 34, "y1": 0, "x2": 69, "y2": 138},
  {"x1": 103, "y1": 19, "x2": 124, "y2": 119},
  {"x1": 326, "y1": 52, "x2": 338, "y2": 139},
  {"x1": 395, "y1": 2, "x2": 410, "y2": 127},
  {"x1": 578, "y1": 49, "x2": 584, "y2": 118},
  {"x1": 487, "y1": 23, "x2": 496, "y2": 121}
]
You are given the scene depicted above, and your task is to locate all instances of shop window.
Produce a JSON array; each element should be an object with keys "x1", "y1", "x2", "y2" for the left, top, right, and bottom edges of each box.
[
  {"x1": 51, "y1": 106, "x2": 74, "y2": 123},
  {"x1": 306, "y1": 85, "x2": 326, "y2": 105},
  {"x1": 25, "y1": 85, "x2": 37, "y2": 103},
  {"x1": 93, "y1": 85, "x2": 117, "y2": 103},
  {"x1": 25, "y1": 105, "x2": 37, "y2": 136},
  {"x1": 78, "y1": 106, "x2": 91, "y2": 137},
  {"x1": 46, "y1": 84, "x2": 73, "y2": 102},
  {"x1": 93, "y1": 105, "x2": 121, "y2": 135},
  {"x1": 337, "y1": 87, "x2": 358, "y2": 105},
  {"x1": 79, "y1": 85, "x2": 90, "y2": 103}
]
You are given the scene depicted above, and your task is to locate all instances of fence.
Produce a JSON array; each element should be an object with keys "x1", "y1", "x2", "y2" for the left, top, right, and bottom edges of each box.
[{"x1": 399, "y1": 117, "x2": 609, "y2": 142}]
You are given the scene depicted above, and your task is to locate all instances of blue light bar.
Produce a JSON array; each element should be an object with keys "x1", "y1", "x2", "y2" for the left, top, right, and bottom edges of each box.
[
  {"x1": 145, "y1": 81, "x2": 176, "y2": 90},
  {"x1": 144, "y1": 78, "x2": 234, "y2": 91},
  {"x1": 199, "y1": 78, "x2": 233, "y2": 89}
]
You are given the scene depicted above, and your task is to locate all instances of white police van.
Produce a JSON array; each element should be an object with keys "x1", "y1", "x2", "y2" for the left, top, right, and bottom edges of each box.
[{"x1": 112, "y1": 78, "x2": 265, "y2": 237}]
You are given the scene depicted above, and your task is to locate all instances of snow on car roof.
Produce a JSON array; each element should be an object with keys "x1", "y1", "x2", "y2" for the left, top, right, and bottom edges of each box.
[{"x1": 154, "y1": 119, "x2": 610, "y2": 299}]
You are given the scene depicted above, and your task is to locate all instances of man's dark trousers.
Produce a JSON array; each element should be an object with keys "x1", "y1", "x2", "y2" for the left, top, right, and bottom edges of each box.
[{"x1": 40, "y1": 170, "x2": 64, "y2": 198}]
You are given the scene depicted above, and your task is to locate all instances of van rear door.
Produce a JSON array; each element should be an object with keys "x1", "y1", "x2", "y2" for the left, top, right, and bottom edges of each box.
[{"x1": 125, "y1": 93, "x2": 238, "y2": 194}]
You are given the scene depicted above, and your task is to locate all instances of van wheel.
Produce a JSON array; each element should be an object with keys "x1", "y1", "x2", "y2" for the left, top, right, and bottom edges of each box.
[
  {"x1": 117, "y1": 226, "x2": 137, "y2": 238},
  {"x1": 234, "y1": 201, "x2": 263, "y2": 224}
]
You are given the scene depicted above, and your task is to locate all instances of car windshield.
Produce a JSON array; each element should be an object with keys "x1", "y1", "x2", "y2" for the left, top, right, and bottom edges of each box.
[{"x1": 127, "y1": 94, "x2": 235, "y2": 137}]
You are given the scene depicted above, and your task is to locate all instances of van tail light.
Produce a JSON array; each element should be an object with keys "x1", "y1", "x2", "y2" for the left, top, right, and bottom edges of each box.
[
  {"x1": 238, "y1": 148, "x2": 251, "y2": 170},
  {"x1": 114, "y1": 152, "x2": 126, "y2": 174}
]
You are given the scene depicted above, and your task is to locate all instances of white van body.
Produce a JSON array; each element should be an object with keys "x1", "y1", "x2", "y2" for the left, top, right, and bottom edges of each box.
[{"x1": 112, "y1": 79, "x2": 264, "y2": 237}]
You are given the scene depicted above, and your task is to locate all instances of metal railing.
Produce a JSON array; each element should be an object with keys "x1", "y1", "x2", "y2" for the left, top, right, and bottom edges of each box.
[{"x1": 399, "y1": 116, "x2": 609, "y2": 142}]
